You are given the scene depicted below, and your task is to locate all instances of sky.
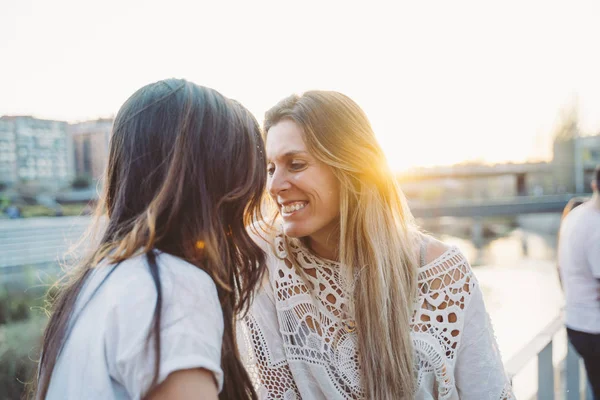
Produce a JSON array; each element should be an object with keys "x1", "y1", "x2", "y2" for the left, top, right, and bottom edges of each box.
[{"x1": 2, "y1": 0, "x2": 600, "y2": 171}]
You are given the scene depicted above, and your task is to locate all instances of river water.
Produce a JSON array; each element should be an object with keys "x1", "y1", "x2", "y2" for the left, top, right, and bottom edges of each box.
[{"x1": 424, "y1": 214, "x2": 566, "y2": 399}]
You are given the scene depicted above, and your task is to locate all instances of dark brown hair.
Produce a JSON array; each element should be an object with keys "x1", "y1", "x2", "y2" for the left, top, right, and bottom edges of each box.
[{"x1": 33, "y1": 79, "x2": 266, "y2": 399}]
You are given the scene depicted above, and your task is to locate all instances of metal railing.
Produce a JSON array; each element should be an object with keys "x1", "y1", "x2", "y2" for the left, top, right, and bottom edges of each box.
[
  {"x1": 505, "y1": 311, "x2": 594, "y2": 399},
  {"x1": 0, "y1": 216, "x2": 91, "y2": 269}
]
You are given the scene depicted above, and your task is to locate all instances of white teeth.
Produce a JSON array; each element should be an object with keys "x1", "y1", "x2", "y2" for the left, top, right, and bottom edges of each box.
[{"x1": 282, "y1": 202, "x2": 306, "y2": 214}]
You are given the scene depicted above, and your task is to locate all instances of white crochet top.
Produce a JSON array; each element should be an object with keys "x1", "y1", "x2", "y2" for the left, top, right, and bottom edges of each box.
[{"x1": 239, "y1": 234, "x2": 515, "y2": 400}]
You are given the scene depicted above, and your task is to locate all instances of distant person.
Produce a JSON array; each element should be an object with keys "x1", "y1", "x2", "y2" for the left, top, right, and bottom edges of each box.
[
  {"x1": 5, "y1": 205, "x2": 21, "y2": 219},
  {"x1": 241, "y1": 91, "x2": 514, "y2": 399},
  {"x1": 558, "y1": 165, "x2": 600, "y2": 399},
  {"x1": 557, "y1": 196, "x2": 588, "y2": 286},
  {"x1": 32, "y1": 79, "x2": 267, "y2": 400}
]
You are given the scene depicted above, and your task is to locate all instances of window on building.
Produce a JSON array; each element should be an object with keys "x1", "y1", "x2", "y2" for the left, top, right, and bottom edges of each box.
[{"x1": 83, "y1": 138, "x2": 92, "y2": 175}]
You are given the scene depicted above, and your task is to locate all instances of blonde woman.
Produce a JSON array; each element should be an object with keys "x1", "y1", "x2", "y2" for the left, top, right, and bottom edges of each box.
[{"x1": 240, "y1": 91, "x2": 515, "y2": 399}]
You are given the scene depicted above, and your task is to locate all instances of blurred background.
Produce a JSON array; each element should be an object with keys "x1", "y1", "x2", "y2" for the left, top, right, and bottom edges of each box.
[{"x1": 1, "y1": 0, "x2": 600, "y2": 398}]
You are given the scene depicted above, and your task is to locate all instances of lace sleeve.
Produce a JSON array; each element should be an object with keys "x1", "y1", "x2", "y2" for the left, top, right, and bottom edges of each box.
[
  {"x1": 238, "y1": 277, "x2": 301, "y2": 399},
  {"x1": 454, "y1": 275, "x2": 515, "y2": 400}
]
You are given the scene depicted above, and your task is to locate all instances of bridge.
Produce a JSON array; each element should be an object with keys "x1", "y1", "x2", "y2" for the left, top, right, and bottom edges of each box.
[
  {"x1": 408, "y1": 194, "x2": 583, "y2": 219},
  {"x1": 398, "y1": 162, "x2": 553, "y2": 196},
  {"x1": 407, "y1": 194, "x2": 590, "y2": 246}
]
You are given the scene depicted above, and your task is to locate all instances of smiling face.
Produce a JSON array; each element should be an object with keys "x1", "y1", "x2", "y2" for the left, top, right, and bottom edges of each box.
[{"x1": 266, "y1": 119, "x2": 340, "y2": 244}]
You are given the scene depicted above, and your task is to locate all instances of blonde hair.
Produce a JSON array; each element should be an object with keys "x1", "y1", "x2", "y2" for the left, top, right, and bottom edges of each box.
[{"x1": 264, "y1": 91, "x2": 420, "y2": 399}]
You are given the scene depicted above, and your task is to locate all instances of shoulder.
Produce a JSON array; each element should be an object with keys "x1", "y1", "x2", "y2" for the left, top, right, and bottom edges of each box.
[
  {"x1": 110, "y1": 251, "x2": 217, "y2": 289},
  {"x1": 99, "y1": 253, "x2": 225, "y2": 396},
  {"x1": 156, "y1": 252, "x2": 218, "y2": 291},
  {"x1": 564, "y1": 201, "x2": 593, "y2": 225},
  {"x1": 421, "y1": 235, "x2": 453, "y2": 265},
  {"x1": 418, "y1": 235, "x2": 475, "y2": 294},
  {"x1": 101, "y1": 252, "x2": 221, "y2": 317},
  {"x1": 562, "y1": 202, "x2": 598, "y2": 237},
  {"x1": 100, "y1": 252, "x2": 224, "y2": 357}
]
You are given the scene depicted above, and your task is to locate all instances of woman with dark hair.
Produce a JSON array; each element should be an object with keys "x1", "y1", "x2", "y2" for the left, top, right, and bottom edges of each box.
[{"x1": 32, "y1": 79, "x2": 266, "y2": 399}]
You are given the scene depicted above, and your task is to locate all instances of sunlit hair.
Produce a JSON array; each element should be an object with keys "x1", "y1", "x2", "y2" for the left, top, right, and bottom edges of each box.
[
  {"x1": 32, "y1": 79, "x2": 266, "y2": 400},
  {"x1": 263, "y1": 91, "x2": 420, "y2": 399}
]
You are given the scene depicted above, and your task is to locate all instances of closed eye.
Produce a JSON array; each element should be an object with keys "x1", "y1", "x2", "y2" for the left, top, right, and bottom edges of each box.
[{"x1": 290, "y1": 161, "x2": 307, "y2": 171}]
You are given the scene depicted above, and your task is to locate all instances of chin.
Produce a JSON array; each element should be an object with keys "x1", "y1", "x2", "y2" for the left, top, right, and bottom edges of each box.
[{"x1": 282, "y1": 221, "x2": 313, "y2": 238}]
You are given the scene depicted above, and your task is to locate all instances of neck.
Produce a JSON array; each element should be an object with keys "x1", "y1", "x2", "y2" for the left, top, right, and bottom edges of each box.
[{"x1": 307, "y1": 229, "x2": 339, "y2": 262}]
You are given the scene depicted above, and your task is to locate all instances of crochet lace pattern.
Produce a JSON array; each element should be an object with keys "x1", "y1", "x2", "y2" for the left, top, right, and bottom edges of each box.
[{"x1": 240, "y1": 235, "x2": 515, "y2": 400}]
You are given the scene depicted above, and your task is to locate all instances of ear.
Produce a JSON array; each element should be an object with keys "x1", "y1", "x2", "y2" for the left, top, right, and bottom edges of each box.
[{"x1": 592, "y1": 180, "x2": 598, "y2": 192}]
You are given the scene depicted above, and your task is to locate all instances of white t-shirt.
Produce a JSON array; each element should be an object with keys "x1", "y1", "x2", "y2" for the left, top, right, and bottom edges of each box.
[
  {"x1": 558, "y1": 201, "x2": 600, "y2": 333},
  {"x1": 46, "y1": 251, "x2": 224, "y2": 399}
]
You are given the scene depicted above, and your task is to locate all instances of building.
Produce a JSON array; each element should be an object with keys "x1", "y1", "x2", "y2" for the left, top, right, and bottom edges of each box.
[
  {"x1": 69, "y1": 118, "x2": 112, "y2": 182},
  {"x1": 553, "y1": 133, "x2": 600, "y2": 193},
  {"x1": 0, "y1": 118, "x2": 17, "y2": 185},
  {"x1": 578, "y1": 135, "x2": 600, "y2": 187},
  {"x1": 0, "y1": 116, "x2": 72, "y2": 189}
]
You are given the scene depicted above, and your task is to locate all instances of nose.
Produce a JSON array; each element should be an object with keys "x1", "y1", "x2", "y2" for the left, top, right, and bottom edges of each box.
[{"x1": 268, "y1": 167, "x2": 292, "y2": 198}]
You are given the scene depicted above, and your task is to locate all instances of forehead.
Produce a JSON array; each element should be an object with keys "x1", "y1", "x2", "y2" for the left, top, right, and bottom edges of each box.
[{"x1": 266, "y1": 119, "x2": 308, "y2": 161}]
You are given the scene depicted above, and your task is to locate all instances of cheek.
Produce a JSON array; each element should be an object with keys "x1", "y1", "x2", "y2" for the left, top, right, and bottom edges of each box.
[
  {"x1": 291, "y1": 174, "x2": 303, "y2": 183},
  {"x1": 324, "y1": 177, "x2": 340, "y2": 208},
  {"x1": 318, "y1": 187, "x2": 340, "y2": 217},
  {"x1": 326, "y1": 191, "x2": 340, "y2": 216},
  {"x1": 289, "y1": 172, "x2": 312, "y2": 193}
]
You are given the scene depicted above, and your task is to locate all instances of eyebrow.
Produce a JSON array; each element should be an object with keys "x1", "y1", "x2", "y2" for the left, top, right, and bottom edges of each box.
[
  {"x1": 267, "y1": 150, "x2": 309, "y2": 162},
  {"x1": 283, "y1": 150, "x2": 308, "y2": 157}
]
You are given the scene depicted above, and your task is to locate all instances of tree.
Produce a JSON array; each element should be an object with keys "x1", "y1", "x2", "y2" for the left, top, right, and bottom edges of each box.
[{"x1": 552, "y1": 100, "x2": 579, "y2": 143}]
